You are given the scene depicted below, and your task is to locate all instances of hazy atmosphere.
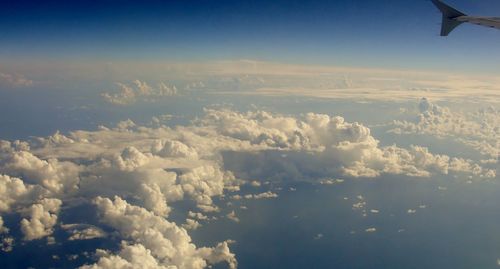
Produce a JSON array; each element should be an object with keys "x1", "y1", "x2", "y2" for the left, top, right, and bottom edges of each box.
[{"x1": 0, "y1": 1, "x2": 498, "y2": 268}]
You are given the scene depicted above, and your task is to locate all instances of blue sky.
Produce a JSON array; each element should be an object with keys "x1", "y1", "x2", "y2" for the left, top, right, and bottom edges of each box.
[{"x1": 1, "y1": 0, "x2": 500, "y2": 72}]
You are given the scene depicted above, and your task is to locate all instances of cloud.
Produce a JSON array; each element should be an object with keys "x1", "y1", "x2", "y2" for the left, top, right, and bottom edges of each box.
[
  {"x1": 365, "y1": 228, "x2": 377, "y2": 233},
  {"x1": 1, "y1": 237, "x2": 14, "y2": 252},
  {"x1": 188, "y1": 211, "x2": 209, "y2": 221},
  {"x1": 20, "y1": 198, "x2": 62, "y2": 240},
  {"x1": 0, "y1": 217, "x2": 8, "y2": 234},
  {"x1": 198, "y1": 61, "x2": 500, "y2": 104},
  {"x1": 0, "y1": 107, "x2": 492, "y2": 265},
  {"x1": 0, "y1": 142, "x2": 81, "y2": 193},
  {"x1": 226, "y1": 211, "x2": 240, "y2": 223},
  {"x1": 243, "y1": 191, "x2": 278, "y2": 200},
  {"x1": 86, "y1": 196, "x2": 237, "y2": 269},
  {"x1": 209, "y1": 109, "x2": 492, "y2": 179},
  {"x1": 182, "y1": 219, "x2": 202, "y2": 230},
  {"x1": 5, "y1": 60, "x2": 500, "y2": 105},
  {"x1": 0, "y1": 72, "x2": 33, "y2": 88},
  {"x1": 61, "y1": 223, "x2": 107, "y2": 241},
  {"x1": 390, "y1": 98, "x2": 499, "y2": 160},
  {"x1": 80, "y1": 242, "x2": 168, "y2": 269},
  {"x1": 102, "y1": 80, "x2": 178, "y2": 105},
  {"x1": 0, "y1": 174, "x2": 39, "y2": 213},
  {"x1": 151, "y1": 140, "x2": 198, "y2": 159},
  {"x1": 319, "y1": 178, "x2": 344, "y2": 185}
]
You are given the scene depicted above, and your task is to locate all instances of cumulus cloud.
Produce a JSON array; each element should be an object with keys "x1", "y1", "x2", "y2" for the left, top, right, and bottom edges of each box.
[
  {"x1": 208, "y1": 109, "x2": 492, "y2": 179},
  {"x1": 390, "y1": 98, "x2": 499, "y2": 160},
  {"x1": 0, "y1": 142, "x2": 81, "y2": 193},
  {"x1": 0, "y1": 174, "x2": 39, "y2": 213},
  {"x1": 102, "y1": 80, "x2": 178, "y2": 105},
  {"x1": 0, "y1": 107, "x2": 492, "y2": 264},
  {"x1": 188, "y1": 211, "x2": 209, "y2": 221},
  {"x1": 80, "y1": 242, "x2": 168, "y2": 269},
  {"x1": 20, "y1": 198, "x2": 62, "y2": 240},
  {"x1": 0, "y1": 72, "x2": 33, "y2": 88},
  {"x1": 182, "y1": 219, "x2": 202, "y2": 230},
  {"x1": 151, "y1": 140, "x2": 198, "y2": 159},
  {"x1": 85, "y1": 196, "x2": 237, "y2": 269}
]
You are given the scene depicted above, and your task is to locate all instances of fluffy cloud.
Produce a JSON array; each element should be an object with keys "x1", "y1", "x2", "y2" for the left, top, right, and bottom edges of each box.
[
  {"x1": 0, "y1": 142, "x2": 81, "y2": 193},
  {"x1": 151, "y1": 140, "x2": 198, "y2": 159},
  {"x1": 102, "y1": 80, "x2": 178, "y2": 105},
  {"x1": 182, "y1": 219, "x2": 202, "y2": 230},
  {"x1": 80, "y1": 242, "x2": 168, "y2": 269},
  {"x1": 20, "y1": 198, "x2": 62, "y2": 240},
  {"x1": 206, "y1": 109, "x2": 493, "y2": 179},
  {"x1": 0, "y1": 107, "x2": 493, "y2": 266},
  {"x1": 390, "y1": 98, "x2": 499, "y2": 160},
  {"x1": 0, "y1": 174, "x2": 39, "y2": 213},
  {"x1": 83, "y1": 196, "x2": 237, "y2": 269}
]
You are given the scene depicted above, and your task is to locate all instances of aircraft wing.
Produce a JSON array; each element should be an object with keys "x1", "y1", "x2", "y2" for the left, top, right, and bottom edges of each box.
[
  {"x1": 456, "y1": 16, "x2": 500, "y2": 30},
  {"x1": 431, "y1": 0, "x2": 500, "y2": 36}
]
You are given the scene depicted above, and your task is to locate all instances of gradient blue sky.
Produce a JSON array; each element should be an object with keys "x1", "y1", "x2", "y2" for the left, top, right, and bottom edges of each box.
[{"x1": 1, "y1": 0, "x2": 500, "y2": 72}]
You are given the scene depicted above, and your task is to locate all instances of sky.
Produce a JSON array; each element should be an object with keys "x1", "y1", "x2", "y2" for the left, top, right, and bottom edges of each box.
[
  {"x1": 1, "y1": 0, "x2": 500, "y2": 72},
  {"x1": 0, "y1": 1, "x2": 499, "y2": 269}
]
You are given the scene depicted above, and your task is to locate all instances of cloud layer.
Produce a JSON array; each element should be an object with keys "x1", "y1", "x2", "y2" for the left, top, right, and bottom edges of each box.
[
  {"x1": 0, "y1": 107, "x2": 494, "y2": 267},
  {"x1": 0, "y1": 72, "x2": 33, "y2": 88},
  {"x1": 390, "y1": 98, "x2": 499, "y2": 160}
]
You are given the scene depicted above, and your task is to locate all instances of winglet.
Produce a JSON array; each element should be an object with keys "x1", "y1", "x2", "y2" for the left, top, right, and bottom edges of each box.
[{"x1": 431, "y1": 0, "x2": 466, "y2": 36}]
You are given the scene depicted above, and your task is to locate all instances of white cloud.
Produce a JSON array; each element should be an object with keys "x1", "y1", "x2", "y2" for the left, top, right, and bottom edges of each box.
[
  {"x1": 0, "y1": 174, "x2": 38, "y2": 213},
  {"x1": 151, "y1": 140, "x2": 198, "y2": 159},
  {"x1": 182, "y1": 219, "x2": 201, "y2": 230},
  {"x1": 201, "y1": 109, "x2": 492, "y2": 179},
  {"x1": 0, "y1": 144, "x2": 81, "y2": 193},
  {"x1": 20, "y1": 198, "x2": 62, "y2": 240},
  {"x1": 243, "y1": 191, "x2": 278, "y2": 200},
  {"x1": 390, "y1": 98, "x2": 499, "y2": 160},
  {"x1": 80, "y1": 242, "x2": 169, "y2": 269},
  {"x1": 102, "y1": 80, "x2": 178, "y2": 105},
  {"x1": 0, "y1": 106, "x2": 492, "y2": 262},
  {"x1": 61, "y1": 224, "x2": 107, "y2": 241},
  {"x1": 188, "y1": 211, "x2": 209, "y2": 221},
  {"x1": 88, "y1": 196, "x2": 236, "y2": 269}
]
